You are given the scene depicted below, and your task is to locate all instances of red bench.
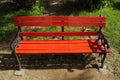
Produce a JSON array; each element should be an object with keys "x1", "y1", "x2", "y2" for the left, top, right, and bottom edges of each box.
[{"x1": 11, "y1": 16, "x2": 110, "y2": 70}]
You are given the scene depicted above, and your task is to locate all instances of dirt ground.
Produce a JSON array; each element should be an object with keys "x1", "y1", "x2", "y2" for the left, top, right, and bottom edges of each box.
[
  {"x1": 0, "y1": 66, "x2": 115, "y2": 80},
  {"x1": 0, "y1": 50, "x2": 117, "y2": 80}
]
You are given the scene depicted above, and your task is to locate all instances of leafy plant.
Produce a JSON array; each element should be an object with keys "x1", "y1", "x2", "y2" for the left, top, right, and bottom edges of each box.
[{"x1": 13, "y1": 0, "x2": 36, "y2": 8}]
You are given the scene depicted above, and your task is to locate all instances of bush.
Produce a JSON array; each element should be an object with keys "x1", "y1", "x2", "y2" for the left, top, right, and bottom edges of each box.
[
  {"x1": 63, "y1": 0, "x2": 113, "y2": 11},
  {"x1": 101, "y1": 0, "x2": 113, "y2": 7},
  {"x1": 13, "y1": 0, "x2": 36, "y2": 8}
]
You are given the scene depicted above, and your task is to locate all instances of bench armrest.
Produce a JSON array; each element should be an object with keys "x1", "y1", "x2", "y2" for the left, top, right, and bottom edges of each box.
[
  {"x1": 10, "y1": 29, "x2": 22, "y2": 51},
  {"x1": 98, "y1": 30, "x2": 110, "y2": 52}
]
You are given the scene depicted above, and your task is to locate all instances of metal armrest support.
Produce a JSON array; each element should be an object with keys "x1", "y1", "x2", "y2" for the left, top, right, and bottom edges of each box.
[
  {"x1": 97, "y1": 27, "x2": 110, "y2": 68},
  {"x1": 98, "y1": 27, "x2": 110, "y2": 52},
  {"x1": 10, "y1": 31, "x2": 21, "y2": 50},
  {"x1": 100, "y1": 33, "x2": 110, "y2": 49},
  {"x1": 10, "y1": 27, "x2": 23, "y2": 51}
]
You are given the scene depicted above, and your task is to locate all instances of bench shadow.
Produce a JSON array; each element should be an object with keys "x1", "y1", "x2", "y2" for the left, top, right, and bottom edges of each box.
[{"x1": 0, "y1": 54, "x2": 97, "y2": 71}]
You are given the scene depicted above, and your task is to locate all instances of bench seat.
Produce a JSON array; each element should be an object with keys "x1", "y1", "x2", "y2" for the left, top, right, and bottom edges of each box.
[{"x1": 16, "y1": 40, "x2": 104, "y2": 54}]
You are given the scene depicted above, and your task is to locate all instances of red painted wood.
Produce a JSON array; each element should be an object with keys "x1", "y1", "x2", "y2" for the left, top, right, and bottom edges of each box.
[
  {"x1": 14, "y1": 16, "x2": 106, "y2": 27},
  {"x1": 16, "y1": 50, "x2": 102, "y2": 54},
  {"x1": 19, "y1": 32, "x2": 100, "y2": 36},
  {"x1": 18, "y1": 40, "x2": 99, "y2": 49},
  {"x1": 16, "y1": 49, "x2": 110, "y2": 54},
  {"x1": 19, "y1": 40, "x2": 98, "y2": 44},
  {"x1": 15, "y1": 22, "x2": 105, "y2": 27},
  {"x1": 14, "y1": 16, "x2": 106, "y2": 21},
  {"x1": 16, "y1": 40, "x2": 104, "y2": 54},
  {"x1": 17, "y1": 45, "x2": 98, "y2": 50}
]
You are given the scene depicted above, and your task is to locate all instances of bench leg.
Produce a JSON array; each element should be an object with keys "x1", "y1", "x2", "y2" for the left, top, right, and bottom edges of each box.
[
  {"x1": 101, "y1": 53, "x2": 107, "y2": 68},
  {"x1": 99, "y1": 53, "x2": 107, "y2": 68},
  {"x1": 12, "y1": 51, "x2": 22, "y2": 70}
]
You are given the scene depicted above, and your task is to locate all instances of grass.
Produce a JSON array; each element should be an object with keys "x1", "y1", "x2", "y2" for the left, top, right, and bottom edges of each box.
[{"x1": 0, "y1": 1, "x2": 44, "y2": 42}]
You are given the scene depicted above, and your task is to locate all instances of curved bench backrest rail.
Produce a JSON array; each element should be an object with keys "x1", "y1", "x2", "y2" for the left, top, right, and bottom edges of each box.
[{"x1": 14, "y1": 16, "x2": 106, "y2": 27}]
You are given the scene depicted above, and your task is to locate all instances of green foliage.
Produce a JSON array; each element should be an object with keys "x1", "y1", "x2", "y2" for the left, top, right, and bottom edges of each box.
[
  {"x1": 0, "y1": 1, "x2": 45, "y2": 42},
  {"x1": 63, "y1": 0, "x2": 101, "y2": 11},
  {"x1": 63, "y1": 0, "x2": 113, "y2": 10},
  {"x1": 13, "y1": 0, "x2": 36, "y2": 8},
  {"x1": 101, "y1": 0, "x2": 113, "y2": 7}
]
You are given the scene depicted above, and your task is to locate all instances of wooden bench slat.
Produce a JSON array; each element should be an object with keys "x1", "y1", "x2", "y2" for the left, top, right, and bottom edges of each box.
[
  {"x1": 16, "y1": 49, "x2": 102, "y2": 54},
  {"x1": 17, "y1": 43, "x2": 98, "y2": 49},
  {"x1": 19, "y1": 40, "x2": 98, "y2": 44},
  {"x1": 14, "y1": 16, "x2": 106, "y2": 22},
  {"x1": 15, "y1": 22, "x2": 105, "y2": 26},
  {"x1": 16, "y1": 40, "x2": 103, "y2": 54},
  {"x1": 20, "y1": 32, "x2": 100, "y2": 36},
  {"x1": 14, "y1": 16, "x2": 106, "y2": 27},
  {"x1": 18, "y1": 40, "x2": 99, "y2": 49}
]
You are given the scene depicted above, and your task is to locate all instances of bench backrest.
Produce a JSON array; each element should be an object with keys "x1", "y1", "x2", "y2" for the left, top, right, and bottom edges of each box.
[
  {"x1": 14, "y1": 16, "x2": 106, "y2": 38},
  {"x1": 14, "y1": 16, "x2": 106, "y2": 27}
]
